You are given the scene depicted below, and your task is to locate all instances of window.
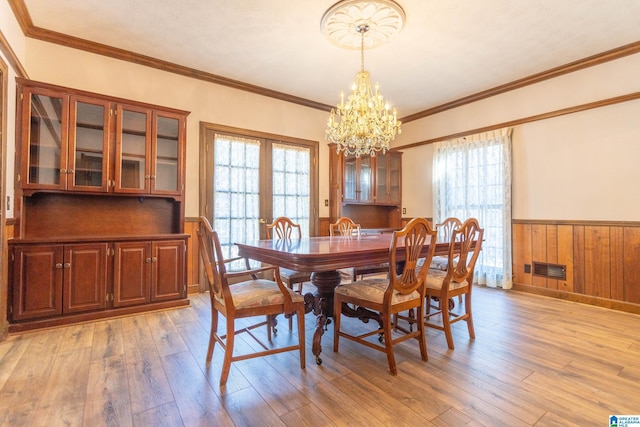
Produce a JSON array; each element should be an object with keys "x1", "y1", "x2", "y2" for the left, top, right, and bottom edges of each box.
[
  {"x1": 433, "y1": 128, "x2": 512, "y2": 289},
  {"x1": 200, "y1": 124, "x2": 318, "y2": 273}
]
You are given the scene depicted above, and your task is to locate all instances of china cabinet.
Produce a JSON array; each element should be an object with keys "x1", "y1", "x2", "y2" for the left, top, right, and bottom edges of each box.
[
  {"x1": 329, "y1": 144, "x2": 402, "y2": 229},
  {"x1": 9, "y1": 79, "x2": 189, "y2": 331}
]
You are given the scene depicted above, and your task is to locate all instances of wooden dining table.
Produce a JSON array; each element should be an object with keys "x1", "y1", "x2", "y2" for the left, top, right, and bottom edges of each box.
[{"x1": 236, "y1": 233, "x2": 451, "y2": 364}]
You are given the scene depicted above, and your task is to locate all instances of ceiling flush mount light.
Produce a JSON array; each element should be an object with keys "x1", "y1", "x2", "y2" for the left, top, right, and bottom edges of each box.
[{"x1": 322, "y1": 0, "x2": 405, "y2": 157}]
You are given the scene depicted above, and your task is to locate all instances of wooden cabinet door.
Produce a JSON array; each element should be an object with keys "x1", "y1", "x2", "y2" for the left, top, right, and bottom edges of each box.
[
  {"x1": 20, "y1": 86, "x2": 70, "y2": 190},
  {"x1": 387, "y1": 152, "x2": 402, "y2": 205},
  {"x1": 11, "y1": 244, "x2": 63, "y2": 320},
  {"x1": 67, "y1": 96, "x2": 111, "y2": 192},
  {"x1": 151, "y1": 111, "x2": 184, "y2": 196},
  {"x1": 342, "y1": 154, "x2": 374, "y2": 203},
  {"x1": 114, "y1": 104, "x2": 151, "y2": 194},
  {"x1": 374, "y1": 152, "x2": 402, "y2": 205},
  {"x1": 151, "y1": 240, "x2": 186, "y2": 302},
  {"x1": 62, "y1": 243, "x2": 108, "y2": 313},
  {"x1": 113, "y1": 241, "x2": 151, "y2": 307}
]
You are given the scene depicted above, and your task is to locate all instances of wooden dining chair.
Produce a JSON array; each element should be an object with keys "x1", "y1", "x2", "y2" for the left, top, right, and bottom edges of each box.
[
  {"x1": 197, "y1": 216, "x2": 306, "y2": 385},
  {"x1": 329, "y1": 216, "x2": 389, "y2": 282},
  {"x1": 423, "y1": 217, "x2": 484, "y2": 350},
  {"x1": 430, "y1": 217, "x2": 463, "y2": 271},
  {"x1": 265, "y1": 217, "x2": 312, "y2": 294},
  {"x1": 333, "y1": 217, "x2": 437, "y2": 375}
]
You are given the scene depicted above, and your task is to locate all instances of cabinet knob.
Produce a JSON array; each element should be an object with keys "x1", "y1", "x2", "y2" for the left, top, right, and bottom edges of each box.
[
  {"x1": 60, "y1": 169, "x2": 66, "y2": 174},
  {"x1": 63, "y1": 262, "x2": 71, "y2": 268},
  {"x1": 144, "y1": 175, "x2": 151, "y2": 179},
  {"x1": 145, "y1": 257, "x2": 151, "y2": 263},
  {"x1": 152, "y1": 257, "x2": 157, "y2": 263},
  {"x1": 55, "y1": 263, "x2": 63, "y2": 269},
  {"x1": 150, "y1": 175, "x2": 156, "y2": 179},
  {"x1": 67, "y1": 169, "x2": 74, "y2": 174}
]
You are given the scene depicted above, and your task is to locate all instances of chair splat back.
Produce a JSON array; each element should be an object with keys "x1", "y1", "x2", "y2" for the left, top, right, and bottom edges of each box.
[
  {"x1": 447, "y1": 218, "x2": 484, "y2": 283},
  {"x1": 389, "y1": 218, "x2": 437, "y2": 297},
  {"x1": 266, "y1": 217, "x2": 302, "y2": 240},
  {"x1": 330, "y1": 217, "x2": 361, "y2": 237}
]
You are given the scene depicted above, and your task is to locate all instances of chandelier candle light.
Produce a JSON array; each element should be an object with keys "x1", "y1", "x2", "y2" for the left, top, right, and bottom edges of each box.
[{"x1": 322, "y1": 0, "x2": 405, "y2": 157}]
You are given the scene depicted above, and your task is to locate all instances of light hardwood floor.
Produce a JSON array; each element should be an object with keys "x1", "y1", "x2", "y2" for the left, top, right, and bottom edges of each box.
[{"x1": 1, "y1": 285, "x2": 639, "y2": 426}]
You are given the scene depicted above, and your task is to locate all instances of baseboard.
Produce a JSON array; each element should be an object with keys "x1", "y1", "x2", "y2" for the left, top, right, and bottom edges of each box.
[{"x1": 512, "y1": 283, "x2": 640, "y2": 315}]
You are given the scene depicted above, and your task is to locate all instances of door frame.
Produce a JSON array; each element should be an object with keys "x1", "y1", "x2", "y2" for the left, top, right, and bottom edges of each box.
[
  {"x1": 0, "y1": 56, "x2": 8, "y2": 340},
  {"x1": 198, "y1": 121, "x2": 319, "y2": 291}
]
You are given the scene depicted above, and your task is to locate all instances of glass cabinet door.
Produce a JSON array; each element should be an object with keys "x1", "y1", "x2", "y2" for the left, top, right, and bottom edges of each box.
[
  {"x1": 343, "y1": 155, "x2": 357, "y2": 201},
  {"x1": 22, "y1": 88, "x2": 68, "y2": 189},
  {"x1": 359, "y1": 155, "x2": 373, "y2": 202},
  {"x1": 152, "y1": 113, "x2": 181, "y2": 194},
  {"x1": 375, "y1": 153, "x2": 389, "y2": 204},
  {"x1": 115, "y1": 105, "x2": 150, "y2": 193},
  {"x1": 388, "y1": 153, "x2": 401, "y2": 205},
  {"x1": 69, "y1": 97, "x2": 110, "y2": 191}
]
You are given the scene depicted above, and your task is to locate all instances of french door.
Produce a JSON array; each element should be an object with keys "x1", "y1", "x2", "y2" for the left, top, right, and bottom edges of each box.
[{"x1": 201, "y1": 124, "x2": 318, "y2": 266}]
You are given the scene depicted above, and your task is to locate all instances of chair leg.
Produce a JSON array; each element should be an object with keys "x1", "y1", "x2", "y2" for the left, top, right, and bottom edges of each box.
[
  {"x1": 416, "y1": 304, "x2": 428, "y2": 362},
  {"x1": 206, "y1": 308, "x2": 219, "y2": 366},
  {"x1": 333, "y1": 297, "x2": 342, "y2": 352},
  {"x1": 297, "y1": 307, "x2": 306, "y2": 369},
  {"x1": 441, "y1": 292, "x2": 455, "y2": 350},
  {"x1": 465, "y1": 293, "x2": 475, "y2": 340},
  {"x1": 383, "y1": 315, "x2": 397, "y2": 375},
  {"x1": 220, "y1": 318, "x2": 235, "y2": 386}
]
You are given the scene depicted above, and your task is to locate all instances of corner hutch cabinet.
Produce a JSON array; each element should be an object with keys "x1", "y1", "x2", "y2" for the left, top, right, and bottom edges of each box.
[
  {"x1": 9, "y1": 79, "x2": 190, "y2": 332},
  {"x1": 329, "y1": 144, "x2": 402, "y2": 230}
]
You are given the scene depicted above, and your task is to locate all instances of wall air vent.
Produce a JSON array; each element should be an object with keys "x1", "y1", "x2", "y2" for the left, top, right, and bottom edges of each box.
[{"x1": 532, "y1": 262, "x2": 566, "y2": 280}]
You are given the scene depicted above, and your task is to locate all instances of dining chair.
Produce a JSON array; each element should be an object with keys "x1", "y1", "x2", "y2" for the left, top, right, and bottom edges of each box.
[
  {"x1": 333, "y1": 217, "x2": 437, "y2": 375},
  {"x1": 266, "y1": 217, "x2": 312, "y2": 294},
  {"x1": 197, "y1": 216, "x2": 306, "y2": 385},
  {"x1": 423, "y1": 217, "x2": 484, "y2": 350},
  {"x1": 266, "y1": 216, "x2": 312, "y2": 329},
  {"x1": 329, "y1": 216, "x2": 389, "y2": 282},
  {"x1": 427, "y1": 217, "x2": 463, "y2": 311}
]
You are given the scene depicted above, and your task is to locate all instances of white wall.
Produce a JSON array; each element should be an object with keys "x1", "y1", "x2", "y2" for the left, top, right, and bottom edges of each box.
[
  {"x1": 396, "y1": 53, "x2": 640, "y2": 221},
  {"x1": 23, "y1": 39, "x2": 332, "y2": 218}
]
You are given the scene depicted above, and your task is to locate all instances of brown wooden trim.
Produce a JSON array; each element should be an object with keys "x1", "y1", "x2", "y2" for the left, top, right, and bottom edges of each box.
[
  {"x1": 200, "y1": 122, "x2": 319, "y2": 146},
  {"x1": 6, "y1": 0, "x2": 32, "y2": 34},
  {"x1": 0, "y1": 29, "x2": 28, "y2": 79},
  {"x1": 512, "y1": 283, "x2": 640, "y2": 316},
  {"x1": 23, "y1": 24, "x2": 332, "y2": 112},
  {"x1": 17, "y1": 78, "x2": 190, "y2": 115},
  {"x1": 513, "y1": 219, "x2": 640, "y2": 227},
  {"x1": 8, "y1": 0, "x2": 640, "y2": 121},
  {"x1": 394, "y1": 91, "x2": 640, "y2": 151},
  {"x1": 400, "y1": 40, "x2": 640, "y2": 123},
  {"x1": 7, "y1": 299, "x2": 190, "y2": 333},
  {"x1": 4, "y1": 218, "x2": 17, "y2": 226}
]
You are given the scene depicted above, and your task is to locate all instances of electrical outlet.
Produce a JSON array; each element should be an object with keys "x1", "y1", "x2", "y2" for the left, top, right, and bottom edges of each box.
[
  {"x1": 402, "y1": 207, "x2": 406, "y2": 215},
  {"x1": 524, "y1": 264, "x2": 531, "y2": 273},
  {"x1": 6, "y1": 196, "x2": 9, "y2": 211},
  {"x1": 324, "y1": 199, "x2": 328, "y2": 207}
]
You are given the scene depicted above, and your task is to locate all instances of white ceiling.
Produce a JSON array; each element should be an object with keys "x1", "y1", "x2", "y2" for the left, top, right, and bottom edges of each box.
[{"x1": 21, "y1": 0, "x2": 640, "y2": 119}]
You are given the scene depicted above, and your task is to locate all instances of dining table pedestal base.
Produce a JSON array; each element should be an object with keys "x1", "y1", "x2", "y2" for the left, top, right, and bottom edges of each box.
[{"x1": 304, "y1": 270, "x2": 341, "y2": 365}]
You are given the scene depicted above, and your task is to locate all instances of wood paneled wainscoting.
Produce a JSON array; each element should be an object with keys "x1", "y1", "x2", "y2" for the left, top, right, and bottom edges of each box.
[{"x1": 512, "y1": 220, "x2": 640, "y2": 314}]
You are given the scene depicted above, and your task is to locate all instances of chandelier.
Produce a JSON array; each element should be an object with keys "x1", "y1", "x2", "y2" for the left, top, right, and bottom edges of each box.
[{"x1": 322, "y1": 0, "x2": 405, "y2": 157}]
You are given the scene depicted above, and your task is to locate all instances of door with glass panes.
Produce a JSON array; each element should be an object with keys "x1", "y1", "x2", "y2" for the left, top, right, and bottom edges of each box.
[{"x1": 204, "y1": 130, "x2": 317, "y2": 265}]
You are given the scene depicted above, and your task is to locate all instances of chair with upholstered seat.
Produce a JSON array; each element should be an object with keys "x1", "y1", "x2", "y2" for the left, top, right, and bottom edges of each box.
[
  {"x1": 266, "y1": 217, "x2": 312, "y2": 294},
  {"x1": 333, "y1": 217, "x2": 437, "y2": 375},
  {"x1": 197, "y1": 216, "x2": 306, "y2": 385},
  {"x1": 423, "y1": 217, "x2": 484, "y2": 350},
  {"x1": 329, "y1": 216, "x2": 389, "y2": 282}
]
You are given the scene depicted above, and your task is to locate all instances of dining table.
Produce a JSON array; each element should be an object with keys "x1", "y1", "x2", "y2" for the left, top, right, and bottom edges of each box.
[{"x1": 235, "y1": 233, "x2": 452, "y2": 365}]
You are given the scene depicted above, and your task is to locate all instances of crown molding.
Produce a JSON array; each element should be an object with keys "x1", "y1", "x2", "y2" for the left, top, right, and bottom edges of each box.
[
  {"x1": 7, "y1": 0, "x2": 640, "y2": 121},
  {"x1": 400, "y1": 40, "x2": 640, "y2": 123}
]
